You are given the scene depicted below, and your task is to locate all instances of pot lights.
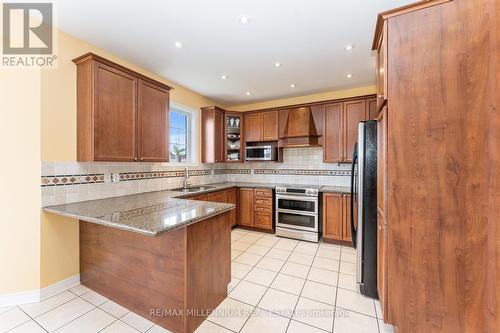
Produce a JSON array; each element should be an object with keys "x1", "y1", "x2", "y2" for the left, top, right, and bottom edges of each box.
[
  {"x1": 221, "y1": 75, "x2": 228, "y2": 80},
  {"x1": 346, "y1": 74, "x2": 353, "y2": 78},
  {"x1": 175, "y1": 41, "x2": 182, "y2": 48},
  {"x1": 240, "y1": 16, "x2": 249, "y2": 24},
  {"x1": 345, "y1": 45, "x2": 354, "y2": 51},
  {"x1": 290, "y1": 83, "x2": 296, "y2": 88},
  {"x1": 274, "y1": 62, "x2": 281, "y2": 68},
  {"x1": 246, "y1": 91, "x2": 251, "y2": 96}
]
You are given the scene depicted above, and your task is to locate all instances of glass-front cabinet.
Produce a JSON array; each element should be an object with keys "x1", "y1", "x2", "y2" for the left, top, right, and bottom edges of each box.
[{"x1": 225, "y1": 113, "x2": 243, "y2": 162}]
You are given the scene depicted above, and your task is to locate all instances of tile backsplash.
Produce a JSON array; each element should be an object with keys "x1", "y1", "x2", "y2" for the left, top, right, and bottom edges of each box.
[{"x1": 41, "y1": 147, "x2": 351, "y2": 206}]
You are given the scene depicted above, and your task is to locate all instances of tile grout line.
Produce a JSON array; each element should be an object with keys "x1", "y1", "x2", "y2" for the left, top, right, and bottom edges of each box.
[{"x1": 3, "y1": 307, "x2": 45, "y2": 333}]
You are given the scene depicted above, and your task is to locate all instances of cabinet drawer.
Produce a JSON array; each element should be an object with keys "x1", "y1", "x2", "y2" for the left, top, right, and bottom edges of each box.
[
  {"x1": 254, "y1": 197, "x2": 272, "y2": 206},
  {"x1": 254, "y1": 205, "x2": 272, "y2": 214},
  {"x1": 254, "y1": 189, "x2": 272, "y2": 197},
  {"x1": 254, "y1": 213, "x2": 272, "y2": 230}
]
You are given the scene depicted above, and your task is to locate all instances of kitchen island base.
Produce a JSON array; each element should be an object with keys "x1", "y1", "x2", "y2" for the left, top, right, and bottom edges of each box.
[{"x1": 79, "y1": 212, "x2": 231, "y2": 333}]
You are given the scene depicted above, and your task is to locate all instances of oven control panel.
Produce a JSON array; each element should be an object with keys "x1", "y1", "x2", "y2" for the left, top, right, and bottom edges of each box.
[{"x1": 275, "y1": 187, "x2": 318, "y2": 197}]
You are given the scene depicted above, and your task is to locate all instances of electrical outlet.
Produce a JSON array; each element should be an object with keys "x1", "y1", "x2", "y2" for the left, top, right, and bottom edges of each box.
[{"x1": 111, "y1": 173, "x2": 120, "y2": 183}]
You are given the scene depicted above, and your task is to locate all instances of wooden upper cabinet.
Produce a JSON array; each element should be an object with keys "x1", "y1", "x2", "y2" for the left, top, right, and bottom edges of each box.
[
  {"x1": 238, "y1": 188, "x2": 254, "y2": 227},
  {"x1": 244, "y1": 113, "x2": 263, "y2": 142},
  {"x1": 343, "y1": 99, "x2": 367, "y2": 162},
  {"x1": 323, "y1": 103, "x2": 343, "y2": 163},
  {"x1": 245, "y1": 111, "x2": 278, "y2": 142},
  {"x1": 367, "y1": 98, "x2": 378, "y2": 120},
  {"x1": 94, "y1": 62, "x2": 138, "y2": 161},
  {"x1": 322, "y1": 193, "x2": 343, "y2": 241},
  {"x1": 201, "y1": 106, "x2": 225, "y2": 163},
  {"x1": 73, "y1": 53, "x2": 172, "y2": 162},
  {"x1": 262, "y1": 110, "x2": 279, "y2": 140},
  {"x1": 376, "y1": 21, "x2": 388, "y2": 110},
  {"x1": 138, "y1": 79, "x2": 170, "y2": 162}
]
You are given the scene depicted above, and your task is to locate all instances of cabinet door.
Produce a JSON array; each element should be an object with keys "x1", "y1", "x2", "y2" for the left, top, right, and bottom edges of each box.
[
  {"x1": 367, "y1": 98, "x2": 378, "y2": 120},
  {"x1": 262, "y1": 110, "x2": 278, "y2": 140},
  {"x1": 323, "y1": 103, "x2": 343, "y2": 162},
  {"x1": 343, "y1": 100, "x2": 367, "y2": 162},
  {"x1": 226, "y1": 188, "x2": 237, "y2": 227},
  {"x1": 238, "y1": 188, "x2": 254, "y2": 226},
  {"x1": 190, "y1": 194, "x2": 209, "y2": 201},
  {"x1": 209, "y1": 190, "x2": 227, "y2": 203},
  {"x1": 94, "y1": 62, "x2": 138, "y2": 161},
  {"x1": 245, "y1": 113, "x2": 263, "y2": 141},
  {"x1": 322, "y1": 193, "x2": 343, "y2": 241},
  {"x1": 343, "y1": 194, "x2": 357, "y2": 243},
  {"x1": 214, "y1": 109, "x2": 225, "y2": 163},
  {"x1": 138, "y1": 80, "x2": 169, "y2": 162}
]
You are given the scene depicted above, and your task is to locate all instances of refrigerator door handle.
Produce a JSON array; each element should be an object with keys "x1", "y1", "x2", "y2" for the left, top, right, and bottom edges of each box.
[
  {"x1": 356, "y1": 123, "x2": 365, "y2": 285},
  {"x1": 350, "y1": 143, "x2": 358, "y2": 249}
]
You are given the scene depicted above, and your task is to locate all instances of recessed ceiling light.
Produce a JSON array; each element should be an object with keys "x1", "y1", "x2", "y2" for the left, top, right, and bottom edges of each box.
[
  {"x1": 175, "y1": 41, "x2": 182, "y2": 48},
  {"x1": 345, "y1": 45, "x2": 354, "y2": 51},
  {"x1": 240, "y1": 16, "x2": 249, "y2": 24},
  {"x1": 290, "y1": 83, "x2": 296, "y2": 88},
  {"x1": 221, "y1": 75, "x2": 228, "y2": 80},
  {"x1": 274, "y1": 62, "x2": 281, "y2": 68},
  {"x1": 246, "y1": 91, "x2": 251, "y2": 96},
  {"x1": 346, "y1": 74, "x2": 353, "y2": 78}
]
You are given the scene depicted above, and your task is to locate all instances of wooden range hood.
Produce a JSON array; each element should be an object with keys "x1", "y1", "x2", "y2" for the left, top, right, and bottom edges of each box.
[{"x1": 279, "y1": 106, "x2": 321, "y2": 147}]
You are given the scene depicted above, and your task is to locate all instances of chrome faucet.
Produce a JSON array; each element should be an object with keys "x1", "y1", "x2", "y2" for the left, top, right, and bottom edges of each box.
[{"x1": 183, "y1": 167, "x2": 190, "y2": 189}]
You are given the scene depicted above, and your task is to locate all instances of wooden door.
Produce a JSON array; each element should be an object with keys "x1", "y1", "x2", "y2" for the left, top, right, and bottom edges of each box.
[
  {"x1": 238, "y1": 188, "x2": 254, "y2": 226},
  {"x1": 244, "y1": 113, "x2": 263, "y2": 141},
  {"x1": 262, "y1": 110, "x2": 278, "y2": 140},
  {"x1": 322, "y1": 193, "x2": 343, "y2": 241},
  {"x1": 137, "y1": 80, "x2": 169, "y2": 162},
  {"x1": 94, "y1": 62, "x2": 138, "y2": 161},
  {"x1": 214, "y1": 109, "x2": 225, "y2": 163},
  {"x1": 367, "y1": 98, "x2": 378, "y2": 120},
  {"x1": 342, "y1": 194, "x2": 356, "y2": 243},
  {"x1": 343, "y1": 100, "x2": 367, "y2": 162},
  {"x1": 323, "y1": 103, "x2": 343, "y2": 162},
  {"x1": 226, "y1": 188, "x2": 237, "y2": 227}
]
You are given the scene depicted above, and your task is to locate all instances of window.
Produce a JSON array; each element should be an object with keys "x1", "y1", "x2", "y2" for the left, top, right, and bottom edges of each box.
[{"x1": 169, "y1": 106, "x2": 195, "y2": 163}]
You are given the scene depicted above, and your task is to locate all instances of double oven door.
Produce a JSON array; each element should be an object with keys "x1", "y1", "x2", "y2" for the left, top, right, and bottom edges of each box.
[{"x1": 275, "y1": 194, "x2": 318, "y2": 232}]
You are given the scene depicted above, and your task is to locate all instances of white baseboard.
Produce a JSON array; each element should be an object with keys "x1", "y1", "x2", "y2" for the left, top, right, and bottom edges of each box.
[{"x1": 0, "y1": 274, "x2": 80, "y2": 307}]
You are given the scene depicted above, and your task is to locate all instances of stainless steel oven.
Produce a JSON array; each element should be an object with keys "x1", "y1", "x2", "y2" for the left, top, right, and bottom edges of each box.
[{"x1": 275, "y1": 186, "x2": 320, "y2": 242}]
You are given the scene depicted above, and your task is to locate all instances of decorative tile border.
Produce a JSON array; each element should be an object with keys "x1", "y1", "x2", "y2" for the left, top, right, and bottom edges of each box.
[
  {"x1": 215, "y1": 168, "x2": 252, "y2": 175},
  {"x1": 119, "y1": 170, "x2": 184, "y2": 181},
  {"x1": 254, "y1": 169, "x2": 352, "y2": 176},
  {"x1": 41, "y1": 174, "x2": 105, "y2": 187}
]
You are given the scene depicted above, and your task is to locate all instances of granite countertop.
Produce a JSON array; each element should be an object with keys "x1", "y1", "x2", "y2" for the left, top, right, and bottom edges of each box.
[
  {"x1": 43, "y1": 182, "x2": 351, "y2": 237},
  {"x1": 44, "y1": 190, "x2": 235, "y2": 236},
  {"x1": 320, "y1": 185, "x2": 351, "y2": 194}
]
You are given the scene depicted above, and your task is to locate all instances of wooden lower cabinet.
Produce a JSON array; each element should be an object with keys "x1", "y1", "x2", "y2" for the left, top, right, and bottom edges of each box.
[
  {"x1": 322, "y1": 193, "x2": 356, "y2": 245},
  {"x1": 238, "y1": 188, "x2": 254, "y2": 227},
  {"x1": 226, "y1": 188, "x2": 237, "y2": 227},
  {"x1": 188, "y1": 188, "x2": 237, "y2": 227}
]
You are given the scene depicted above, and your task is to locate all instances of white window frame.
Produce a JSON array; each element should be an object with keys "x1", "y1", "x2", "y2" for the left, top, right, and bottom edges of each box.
[{"x1": 167, "y1": 102, "x2": 198, "y2": 166}]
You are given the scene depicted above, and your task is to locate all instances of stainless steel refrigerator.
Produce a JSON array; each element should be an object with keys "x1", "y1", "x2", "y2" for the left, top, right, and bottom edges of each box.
[{"x1": 350, "y1": 120, "x2": 378, "y2": 298}]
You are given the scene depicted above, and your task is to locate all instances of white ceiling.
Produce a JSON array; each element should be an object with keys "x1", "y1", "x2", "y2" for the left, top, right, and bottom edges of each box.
[{"x1": 55, "y1": 0, "x2": 414, "y2": 105}]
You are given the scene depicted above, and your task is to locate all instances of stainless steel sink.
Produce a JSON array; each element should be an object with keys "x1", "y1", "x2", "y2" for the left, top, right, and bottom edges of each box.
[{"x1": 171, "y1": 186, "x2": 216, "y2": 193}]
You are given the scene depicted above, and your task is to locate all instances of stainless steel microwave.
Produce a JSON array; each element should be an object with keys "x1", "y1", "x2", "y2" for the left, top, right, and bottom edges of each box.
[{"x1": 245, "y1": 145, "x2": 277, "y2": 161}]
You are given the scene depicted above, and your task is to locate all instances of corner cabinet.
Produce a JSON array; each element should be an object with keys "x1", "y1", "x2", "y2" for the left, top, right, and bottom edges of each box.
[
  {"x1": 201, "y1": 106, "x2": 225, "y2": 163},
  {"x1": 73, "y1": 53, "x2": 172, "y2": 162}
]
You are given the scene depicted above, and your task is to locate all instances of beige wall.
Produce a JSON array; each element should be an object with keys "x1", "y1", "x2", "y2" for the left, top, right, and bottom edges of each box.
[
  {"x1": 226, "y1": 85, "x2": 376, "y2": 111},
  {"x1": 0, "y1": 69, "x2": 41, "y2": 294}
]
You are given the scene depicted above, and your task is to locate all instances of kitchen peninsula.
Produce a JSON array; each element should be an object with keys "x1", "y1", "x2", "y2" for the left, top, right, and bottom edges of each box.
[{"x1": 44, "y1": 190, "x2": 235, "y2": 333}]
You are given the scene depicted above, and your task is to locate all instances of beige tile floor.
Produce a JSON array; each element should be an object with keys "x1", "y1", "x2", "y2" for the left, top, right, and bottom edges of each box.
[{"x1": 0, "y1": 228, "x2": 395, "y2": 333}]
